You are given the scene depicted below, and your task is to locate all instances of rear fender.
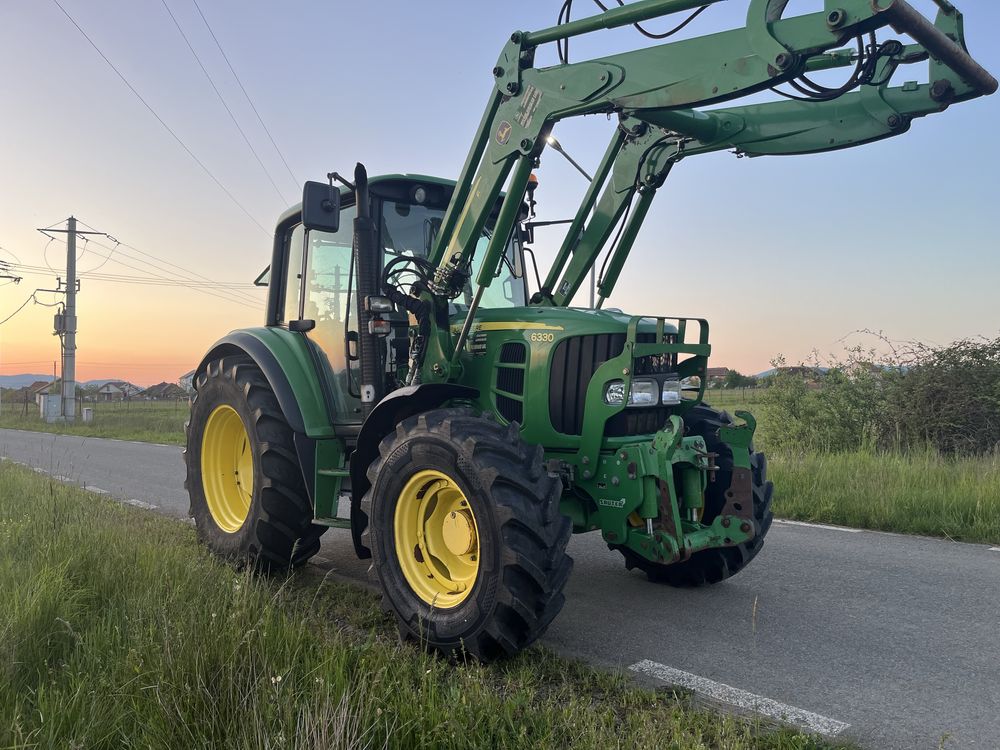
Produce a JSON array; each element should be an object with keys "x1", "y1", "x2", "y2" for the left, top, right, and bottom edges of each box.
[
  {"x1": 195, "y1": 327, "x2": 335, "y2": 439},
  {"x1": 195, "y1": 328, "x2": 338, "y2": 517}
]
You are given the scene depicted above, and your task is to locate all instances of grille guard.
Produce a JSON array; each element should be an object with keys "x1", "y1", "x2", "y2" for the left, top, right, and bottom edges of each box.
[{"x1": 576, "y1": 314, "x2": 710, "y2": 468}]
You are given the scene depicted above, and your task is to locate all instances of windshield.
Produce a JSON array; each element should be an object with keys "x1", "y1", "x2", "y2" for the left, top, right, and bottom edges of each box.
[{"x1": 380, "y1": 200, "x2": 526, "y2": 309}]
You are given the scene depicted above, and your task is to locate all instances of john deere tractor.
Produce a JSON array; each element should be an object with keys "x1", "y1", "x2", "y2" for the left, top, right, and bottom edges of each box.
[{"x1": 185, "y1": 0, "x2": 995, "y2": 660}]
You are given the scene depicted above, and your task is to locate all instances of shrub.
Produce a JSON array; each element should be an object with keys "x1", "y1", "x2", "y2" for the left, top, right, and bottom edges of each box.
[{"x1": 761, "y1": 335, "x2": 1000, "y2": 456}]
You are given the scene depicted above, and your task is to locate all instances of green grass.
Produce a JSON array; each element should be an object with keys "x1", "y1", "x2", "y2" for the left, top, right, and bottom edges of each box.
[
  {"x1": 0, "y1": 463, "x2": 848, "y2": 750},
  {"x1": 0, "y1": 400, "x2": 187, "y2": 445},
  {"x1": 769, "y1": 449, "x2": 1000, "y2": 545},
  {"x1": 702, "y1": 391, "x2": 1000, "y2": 545}
]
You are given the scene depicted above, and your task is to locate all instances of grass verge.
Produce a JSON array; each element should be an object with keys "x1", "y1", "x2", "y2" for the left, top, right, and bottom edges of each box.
[
  {"x1": 769, "y1": 449, "x2": 1000, "y2": 545},
  {"x1": 0, "y1": 401, "x2": 186, "y2": 445},
  {"x1": 0, "y1": 463, "x2": 848, "y2": 750}
]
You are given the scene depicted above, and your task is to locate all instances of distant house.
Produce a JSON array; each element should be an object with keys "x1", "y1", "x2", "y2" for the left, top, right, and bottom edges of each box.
[
  {"x1": 98, "y1": 381, "x2": 143, "y2": 402},
  {"x1": 143, "y1": 382, "x2": 188, "y2": 400},
  {"x1": 32, "y1": 380, "x2": 59, "y2": 406},
  {"x1": 179, "y1": 370, "x2": 196, "y2": 393},
  {"x1": 705, "y1": 367, "x2": 731, "y2": 388}
]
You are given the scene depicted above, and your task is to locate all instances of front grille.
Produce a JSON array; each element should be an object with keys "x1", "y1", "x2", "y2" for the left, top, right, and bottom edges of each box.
[
  {"x1": 495, "y1": 342, "x2": 527, "y2": 425},
  {"x1": 496, "y1": 366, "x2": 525, "y2": 395},
  {"x1": 549, "y1": 333, "x2": 626, "y2": 435},
  {"x1": 496, "y1": 394, "x2": 523, "y2": 424},
  {"x1": 499, "y1": 342, "x2": 527, "y2": 363},
  {"x1": 549, "y1": 332, "x2": 674, "y2": 436}
]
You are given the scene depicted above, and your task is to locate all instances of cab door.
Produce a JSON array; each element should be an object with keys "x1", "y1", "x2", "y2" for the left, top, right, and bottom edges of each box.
[{"x1": 281, "y1": 204, "x2": 363, "y2": 424}]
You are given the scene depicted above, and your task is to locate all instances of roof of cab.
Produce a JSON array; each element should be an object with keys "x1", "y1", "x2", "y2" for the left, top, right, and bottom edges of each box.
[{"x1": 274, "y1": 173, "x2": 456, "y2": 227}]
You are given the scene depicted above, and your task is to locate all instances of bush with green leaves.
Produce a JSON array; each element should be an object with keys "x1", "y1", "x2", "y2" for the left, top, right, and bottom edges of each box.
[{"x1": 761, "y1": 335, "x2": 1000, "y2": 456}]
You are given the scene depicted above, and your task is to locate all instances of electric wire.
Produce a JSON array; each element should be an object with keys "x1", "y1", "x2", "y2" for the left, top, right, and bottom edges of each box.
[
  {"x1": 51, "y1": 0, "x2": 271, "y2": 236},
  {"x1": 0, "y1": 294, "x2": 39, "y2": 326},
  {"x1": 159, "y1": 0, "x2": 292, "y2": 204},
  {"x1": 27, "y1": 217, "x2": 262, "y2": 308},
  {"x1": 13, "y1": 249, "x2": 261, "y2": 310},
  {"x1": 32, "y1": 217, "x2": 263, "y2": 306},
  {"x1": 191, "y1": 0, "x2": 300, "y2": 191},
  {"x1": 74, "y1": 242, "x2": 261, "y2": 308},
  {"x1": 42, "y1": 238, "x2": 56, "y2": 271},
  {"x1": 10, "y1": 263, "x2": 257, "y2": 289}
]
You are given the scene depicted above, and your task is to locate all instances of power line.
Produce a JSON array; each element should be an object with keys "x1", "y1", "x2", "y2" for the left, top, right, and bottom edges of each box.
[
  {"x1": 159, "y1": 0, "x2": 292, "y2": 205},
  {"x1": 191, "y1": 0, "x2": 300, "y2": 192},
  {"x1": 0, "y1": 293, "x2": 41, "y2": 326},
  {"x1": 12, "y1": 263, "x2": 257, "y2": 289},
  {"x1": 60, "y1": 217, "x2": 263, "y2": 306},
  {"x1": 17, "y1": 223, "x2": 263, "y2": 308},
  {"x1": 51, "y1": 0, "x2": 271, "y2": 236}
]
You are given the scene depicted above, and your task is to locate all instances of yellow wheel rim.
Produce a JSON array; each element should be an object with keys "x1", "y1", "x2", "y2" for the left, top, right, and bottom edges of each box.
[
  {"x1": 200, "y1": 405, "x2": 254, "y2": 533},
  {"x1": 394, "y1": 469, "x2": 480, "y2": 608}
]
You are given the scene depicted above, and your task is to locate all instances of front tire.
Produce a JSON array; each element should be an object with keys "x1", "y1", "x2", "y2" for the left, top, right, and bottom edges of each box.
[
  {"x1": 362, "y1": 409, "x2": 572, "y2": 661},
  {"x1": 185, "y1": 354, "x2": 325, "y2": 571},
  {"x1": 618, "y1": 404, "x2": 774, "y2": 586}
]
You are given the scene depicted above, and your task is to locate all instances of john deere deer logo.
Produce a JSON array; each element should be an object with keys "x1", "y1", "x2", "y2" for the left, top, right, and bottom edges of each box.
[{"x1": 496, "y1": 120, "x2": 512, "y2": 145}]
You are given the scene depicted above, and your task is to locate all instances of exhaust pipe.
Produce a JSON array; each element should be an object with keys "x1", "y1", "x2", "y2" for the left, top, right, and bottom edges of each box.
[{"x1": 353, "y1": 163, "x2": 383, "y2": 416}]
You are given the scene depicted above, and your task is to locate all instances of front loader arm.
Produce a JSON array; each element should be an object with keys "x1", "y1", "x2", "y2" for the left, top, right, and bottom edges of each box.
[
  {"x1": 419, "y1": 0, "x2": 994, "y2": 378},
  {"x1": 546, "y1": 6, "x2": 994, "y2": 304}
]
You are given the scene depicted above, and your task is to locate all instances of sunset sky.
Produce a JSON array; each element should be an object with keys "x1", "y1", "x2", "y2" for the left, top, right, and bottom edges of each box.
[{"x1": 1, "y1": 0, "x2": 998, "y2": 386}]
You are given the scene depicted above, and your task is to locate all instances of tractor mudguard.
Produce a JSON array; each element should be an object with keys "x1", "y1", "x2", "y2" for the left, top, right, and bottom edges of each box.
[
  {"x1": 195, "y1": 328, "x2": 335, "y2": 439},
  {"x1": 348, "y1": 383, "x2": 479, "y2": 559}
]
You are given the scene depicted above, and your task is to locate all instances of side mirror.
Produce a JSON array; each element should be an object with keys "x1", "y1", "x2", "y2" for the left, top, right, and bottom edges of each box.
[{"x1": 302, "y1": 181, "x2": 341, "y2": 233}]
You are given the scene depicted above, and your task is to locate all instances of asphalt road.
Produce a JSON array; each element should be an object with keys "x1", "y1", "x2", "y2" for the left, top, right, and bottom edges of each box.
[{"x1": 2, "y1": 428, "x2": 998, "y2": 749}]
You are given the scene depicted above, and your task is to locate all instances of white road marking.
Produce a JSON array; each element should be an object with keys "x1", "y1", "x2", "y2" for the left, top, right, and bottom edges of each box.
[
  {"x1": 51, "y1": 475, "x2": 72, "y2": 482},
  {"x1": 989, "y1": 547, "x2": 1000, "y2": 553},
  {"x1": 125, "y1": 498, "x2": 157, "y2": 510},
  {"x1": 629, "y1": 659, "x2": 850, "y2": 737},
  {"x1": 33, "y1": 467, "x2": 47, "y2": 475},
  {"x1": 774, "y1": 519, "x2": 861, "y2": 534},
  {"x1": 86, "y1": 486, "x2": 109, "y2": 495}
]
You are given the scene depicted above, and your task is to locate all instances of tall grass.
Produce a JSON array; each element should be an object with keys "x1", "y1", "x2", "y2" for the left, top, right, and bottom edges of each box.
[
  {"x1": 769, "y1": 449, "x2": 1000, "y2": 544},
  {"x1": 0, "y1": 464, "x2": 846, "y2": 750}
]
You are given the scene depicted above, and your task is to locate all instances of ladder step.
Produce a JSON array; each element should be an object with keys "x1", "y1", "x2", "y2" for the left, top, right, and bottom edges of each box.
[{"x1": 317, "y1": 469, "x2": 350, "y2": 477}]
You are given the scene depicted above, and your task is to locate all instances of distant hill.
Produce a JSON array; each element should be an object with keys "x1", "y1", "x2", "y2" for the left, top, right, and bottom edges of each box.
[
  {"x1": 0, "y1": 374, "x2": 54, "y2": 389},
  {"x1": 0, "y1": 375, "x2": 124, "y2": 390},
  {"x1": 755, "y1": 367, "x2": 830, "y2": 379}
]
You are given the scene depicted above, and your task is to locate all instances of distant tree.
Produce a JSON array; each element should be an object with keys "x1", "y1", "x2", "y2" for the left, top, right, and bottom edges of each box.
[{"x1": 723, "y1": 370, "x2": 757, "y2": 389}]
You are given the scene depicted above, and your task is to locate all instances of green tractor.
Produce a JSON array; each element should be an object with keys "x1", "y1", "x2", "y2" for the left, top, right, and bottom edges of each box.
[{"x1": 185, "y1": 0, "x2": 995, "y2": 660}]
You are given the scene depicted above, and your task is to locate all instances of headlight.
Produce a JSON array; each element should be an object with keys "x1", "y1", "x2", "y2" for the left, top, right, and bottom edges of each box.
[
  {"x1": 604, "y1": 380, "x2": 626, "y2": 405},
  {"x1": 661, "y1": 375, "x2": 682, "y2": 406},
  {"x1": 604, "y1": 379, "x2": 659, "y2": 407}
]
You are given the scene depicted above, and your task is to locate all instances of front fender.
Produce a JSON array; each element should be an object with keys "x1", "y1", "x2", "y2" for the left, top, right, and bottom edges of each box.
[
  {"x1": 195, "y1": 327, "x2": 335, "y2": 438},
  {"x1": 348, "y1": 383, "x2": 479, "y2": 558}
]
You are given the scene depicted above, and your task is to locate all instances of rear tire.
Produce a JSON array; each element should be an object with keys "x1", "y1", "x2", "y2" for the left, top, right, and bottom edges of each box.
[
  {"x1": 185, "y1": 354, "x2": 325, "y2": 572},
  {"x1": 617, "y1": 404, "x2": 773, "y2": 586},
  {"x1": 362, "y1": 409, "x2": 572, "y2": 661}
]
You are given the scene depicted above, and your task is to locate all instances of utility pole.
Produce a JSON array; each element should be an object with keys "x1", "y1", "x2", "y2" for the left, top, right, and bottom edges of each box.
[
  {"x1": 63, "y1": 217, "x2": 77, "y2": 420},
  {"x1": 36, "y1": 217, "x2": 108, "y2": 422}
]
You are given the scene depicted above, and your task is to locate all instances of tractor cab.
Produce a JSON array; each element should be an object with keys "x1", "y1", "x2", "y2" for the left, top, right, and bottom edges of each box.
[{"x1": 264, "y1": 175, "x2": 527, "y2": 424}]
